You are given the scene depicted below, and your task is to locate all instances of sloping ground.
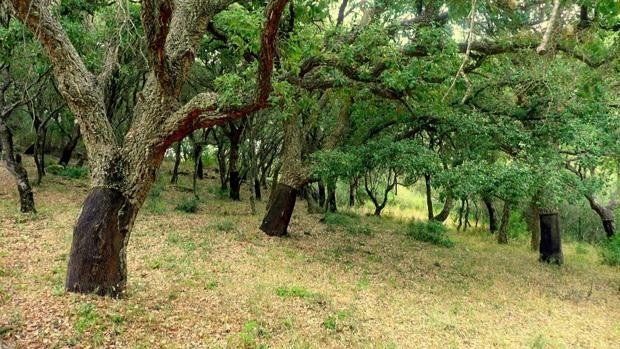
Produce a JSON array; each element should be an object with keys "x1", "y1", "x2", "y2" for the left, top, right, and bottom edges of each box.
[{"x1": 0, "y1": 161, "x2": 619, "y2": 348}]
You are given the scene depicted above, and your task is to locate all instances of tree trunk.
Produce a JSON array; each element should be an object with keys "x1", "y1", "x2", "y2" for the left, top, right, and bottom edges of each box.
[
  {"x1": 318, "y1": 181, "x2": 326, "y2": 208},
  {"x1": 348, "y1": 178, "x2": 357, "y2": 207},
  {"x1": 525, "y1": 201, "x2": 541, "y2": 251},
  {"x1": 226, "y1": 122, "x2": 244, "y2": 201},
  {"x1": 260, "y1": 114, "x2": 307, "y2": 235},
  {"x1": 586, "y1": 195, "x2": 616, "y2": 238},
  {"x1": 432, "y1": 194, "x2": 453, "y2": 222},
  {"x1": 170, "y1": 141, "x2": 182, "y2": 184},
  {"x1": 425, "y1": 173, "x2": 434, "y2": 220},
  {"x1": 457, "y1": 198, "x2": 465, "y2": 231},
  {"x1": 327, "y1": 182, "x2": 337, "y2": 212},
  {"x1": 59, "y1": 124, "x2": 81, "y2": 167},
  {"x1": 254, "y1": 179, "x2": 262, "y2": 200},
  {"x1": 260, "y1": 183, "x2": 297, "y2": 236},
  {"x1": 65, "y1": 187, "x2": 137, "y2": 296},
  {"x1": 497, "y1": 202, "x2": 510, "y2": 244},
  {"x1": 0, "y1": 119, "x2": 36, "y2": 213},
  {"x1": 539, "y1": 212, "x2": 563, "y2": 264},
  {"x1": 483, "y1": 196, "x2": 497, "y2": 233}
]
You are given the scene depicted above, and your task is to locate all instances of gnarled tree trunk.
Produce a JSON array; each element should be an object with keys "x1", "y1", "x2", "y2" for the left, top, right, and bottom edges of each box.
[{"x1": 586, "y1": 195, "x2": 616, "y2": 238}]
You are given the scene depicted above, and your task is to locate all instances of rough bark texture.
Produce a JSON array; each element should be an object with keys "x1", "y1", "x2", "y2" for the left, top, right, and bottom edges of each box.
[
  {"x1": 65, "y1": 187, "x2": 136, "y2": 296},
  {"x1": 260, "y1": 183, "x2": 297, "y2": 236},
  {"x1": 10, "y1": 0, "x2": 291, "y2": 295},
  {"x1": 260, "y1": 114, "x2": 308, "y2": 235},
  {"x1": 539, "y1": 212, "x2": 563, "y2": 265},
  {"x1": 1, "y1": 121, "x2": 36, "y2": 213}
]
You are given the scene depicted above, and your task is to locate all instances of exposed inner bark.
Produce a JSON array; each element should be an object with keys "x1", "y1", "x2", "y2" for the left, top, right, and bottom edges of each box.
[
  {"x1": 65, "y1": 187, "x2": 136, "y2": 296},
  {"x1": 539, "y1": 212, "x2": 563, "y2": 265},
  {"x1": 260, "y1": 183, "x2": 298, "y2": 236}
]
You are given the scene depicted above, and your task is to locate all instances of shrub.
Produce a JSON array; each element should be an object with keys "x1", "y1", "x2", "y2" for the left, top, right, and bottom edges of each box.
[
  {"x1": 600, "y1": 234, "x2": 620, "y2": 266},
  {"x1": 175, "y1": 197, "x2": 199, "y2": 213},
  {"x1": 47, "y1": 165, "x2": 88, "y2": 179},
  {"x1": 406, "y1": 220, "x2": 455, "y2": 248}
]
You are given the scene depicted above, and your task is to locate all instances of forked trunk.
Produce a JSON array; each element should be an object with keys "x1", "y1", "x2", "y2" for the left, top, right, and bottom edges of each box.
[
  {"x1": 65, "y1": 187, "x2": 137, "y2": 296},
  {"x1": 260, "y1": 183, "x2": 298, "y2": 236},
  {"x1": 539, "y1": 212, "x2": 563, "y2": 265}
]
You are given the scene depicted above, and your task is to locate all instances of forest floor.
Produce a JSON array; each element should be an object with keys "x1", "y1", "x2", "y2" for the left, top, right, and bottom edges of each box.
[{"x1": 0, "y1": 159, "x2": 619, "y2": 349}]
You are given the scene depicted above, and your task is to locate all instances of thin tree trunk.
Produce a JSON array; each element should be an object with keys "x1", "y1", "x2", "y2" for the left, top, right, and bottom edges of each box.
[
  {"x1": 170, "y1": 141, "x2": 182, "y2": 184},
  {"x1": 425, "y1": 173, "x2": 434, "y2": 220},
  {"x1": 0, "y1": 119, "x2": 36, "y2": 213}
]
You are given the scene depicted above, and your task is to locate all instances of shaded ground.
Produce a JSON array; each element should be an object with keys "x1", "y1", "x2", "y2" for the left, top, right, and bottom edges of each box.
[{"x1": 1, "y1": 159, "x2": 619, "y2": 348}]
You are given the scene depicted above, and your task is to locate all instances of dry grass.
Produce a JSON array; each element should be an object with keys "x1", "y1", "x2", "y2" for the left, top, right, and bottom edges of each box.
[{"x1": 1, "y1": 159, "x2": 619, "y2": 349}]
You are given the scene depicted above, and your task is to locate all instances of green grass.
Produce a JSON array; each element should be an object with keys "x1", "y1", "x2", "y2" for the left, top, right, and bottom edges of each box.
[
  {"x1": 175, "y1": 197, "x2": 199, "y2": 213},
  {"x1": 600, "y1": 234, "x2": 620, "y2": 266},
  {"x1": 275, "y1": 285, "x2": 323, "y2": 303}
]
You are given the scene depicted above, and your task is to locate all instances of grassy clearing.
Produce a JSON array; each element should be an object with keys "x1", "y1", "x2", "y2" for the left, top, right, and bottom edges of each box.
[{"x1": 0, "y1": 159, "x2": 619, "y2": 348}]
